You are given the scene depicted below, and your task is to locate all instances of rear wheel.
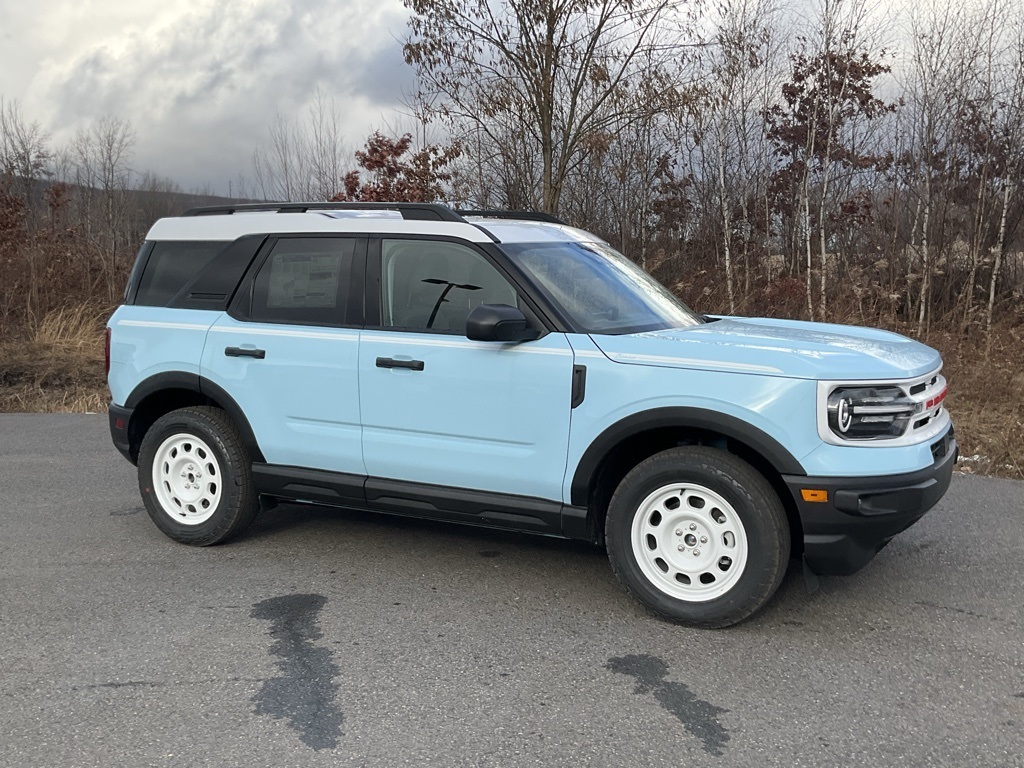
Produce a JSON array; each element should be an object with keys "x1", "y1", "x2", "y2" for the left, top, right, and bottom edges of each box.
[
  {"x1": 137, "y1": 406, "x2": 259, "y2": 546},
  {"x1": 606, "y1": 446, "x2": 789, "y2": 628}
]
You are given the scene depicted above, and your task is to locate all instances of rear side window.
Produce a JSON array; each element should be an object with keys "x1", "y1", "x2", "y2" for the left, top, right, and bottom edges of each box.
[
  {"x1": 249, "y1": 237, "x2": 357, "y2": 326},
  {"x1": 134, "y1": 241, "x2": 227, "y2": 306}
]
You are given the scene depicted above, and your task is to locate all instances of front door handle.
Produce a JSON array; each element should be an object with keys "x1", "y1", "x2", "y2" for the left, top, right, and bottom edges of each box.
[
  {"x1": 376, "y1": 357, "x2": 425, "y2": 371},
  {"x1": 225, "y1": 346, "x2": 266, "y2": 359}
]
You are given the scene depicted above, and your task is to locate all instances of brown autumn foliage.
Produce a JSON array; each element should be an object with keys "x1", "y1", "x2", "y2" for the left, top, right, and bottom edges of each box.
[{"x1": 332, "y1": 131, "x2": 461, "y2": 203}]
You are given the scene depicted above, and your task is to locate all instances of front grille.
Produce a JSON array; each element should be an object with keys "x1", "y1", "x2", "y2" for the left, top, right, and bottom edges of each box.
[
  {"x1": 907, "y1": 374, "x2": 947, "y2": 434},
  {"x1": 909, "y1": 375, "x2": 938, "y2": 396}
]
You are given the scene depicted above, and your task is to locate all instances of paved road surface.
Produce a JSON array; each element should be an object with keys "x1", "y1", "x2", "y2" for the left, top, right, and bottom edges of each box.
[{"x1": 1, "y1": 414, "x2": 1021, "y2": 767}]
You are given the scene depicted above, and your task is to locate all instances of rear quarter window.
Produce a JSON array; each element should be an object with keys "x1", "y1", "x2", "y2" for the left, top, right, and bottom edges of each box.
[{"x1": 134, "y1": 241, "x2": 227, "y2": 306}]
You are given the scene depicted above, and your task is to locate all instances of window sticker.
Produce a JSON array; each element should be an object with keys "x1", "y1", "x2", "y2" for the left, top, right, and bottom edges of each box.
[{"x1": 267, "y1": 254, "x2": 340, "y2": 309}]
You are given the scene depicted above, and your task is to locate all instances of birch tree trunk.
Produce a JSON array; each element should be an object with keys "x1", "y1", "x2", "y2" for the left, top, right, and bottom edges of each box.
[{"x1": 986, "y1": 179, "x2": 1013, "y2": 337}]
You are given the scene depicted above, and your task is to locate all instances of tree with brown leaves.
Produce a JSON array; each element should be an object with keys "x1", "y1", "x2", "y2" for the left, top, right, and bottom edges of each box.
[{"x1": 332, "y1": 131, "x2": 460, "y2": 203}]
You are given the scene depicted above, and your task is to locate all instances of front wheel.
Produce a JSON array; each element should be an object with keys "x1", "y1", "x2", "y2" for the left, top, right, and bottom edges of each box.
[
  {"x1": 606, "y1": 447, "x2": 790, "y2": 628},
  {"x1": 137, "y1": 406, "x2": 259, "y2": 546}
]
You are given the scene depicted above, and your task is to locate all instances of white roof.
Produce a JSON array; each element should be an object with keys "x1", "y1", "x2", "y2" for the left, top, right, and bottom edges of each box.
[
  {"x1": 145, "y1": 208, "x2": 601, "y2": 245},
  {"x1": 462, "y1": 216, "x2": 604, "y2": 244},
  {"x1": 145, "y1": 211, "x2": 491, "y2": 243}
]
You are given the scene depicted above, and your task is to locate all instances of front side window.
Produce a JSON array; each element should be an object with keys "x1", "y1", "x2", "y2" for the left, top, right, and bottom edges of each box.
[
  {"x1": 503, "y1": 241, "x2": 704, "y2": 334},
  {"x1": 380, "y1": 239, "x2": 518, "y2": 333},
  {"x1": 250, "y1": 237, "x2": 356, "y2": 325}
]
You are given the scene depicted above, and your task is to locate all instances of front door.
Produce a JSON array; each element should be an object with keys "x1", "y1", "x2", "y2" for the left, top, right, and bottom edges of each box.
[{"x1": 359, "y1": 237, "x2": 575, "y2": 503}]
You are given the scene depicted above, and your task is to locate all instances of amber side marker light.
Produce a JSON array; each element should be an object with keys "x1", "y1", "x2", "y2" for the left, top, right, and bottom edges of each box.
[{"x1": 801, "y1": 489, "x2": 829, "y2": 503}]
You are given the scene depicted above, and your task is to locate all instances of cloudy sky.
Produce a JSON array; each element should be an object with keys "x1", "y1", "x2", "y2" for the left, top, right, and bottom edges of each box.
[{"x1": 0, "y1": 0, "x2": 416, "y2": 193}]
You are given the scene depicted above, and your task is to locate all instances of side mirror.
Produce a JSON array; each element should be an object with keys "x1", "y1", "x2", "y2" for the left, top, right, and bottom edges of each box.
[{"x1": 466, "y1": 304, "x2": 540, "y2": 342}]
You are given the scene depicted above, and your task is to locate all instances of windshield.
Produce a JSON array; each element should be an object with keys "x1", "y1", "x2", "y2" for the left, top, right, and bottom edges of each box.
[{"x1": 503, "y1": 241, "x2": 703, "y2": 334}]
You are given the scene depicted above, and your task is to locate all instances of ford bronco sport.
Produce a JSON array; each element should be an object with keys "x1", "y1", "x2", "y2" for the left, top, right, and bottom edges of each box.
[{"x1": 106, "y1": 202, "x2": 957, "y2": 627}]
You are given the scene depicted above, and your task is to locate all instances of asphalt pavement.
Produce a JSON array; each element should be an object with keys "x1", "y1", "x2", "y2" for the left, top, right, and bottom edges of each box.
[{"x1": 1, "y1": 414, "x2": 1022, "y2": 767}]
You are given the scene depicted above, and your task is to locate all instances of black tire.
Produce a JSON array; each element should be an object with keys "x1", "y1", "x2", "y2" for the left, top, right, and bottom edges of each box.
[
  {"x1": 605, "y1": 446, "x2": 790, "y2": 628},
  {"x1": 137, "y1": 406, "x2": 259, "y2": 546}
]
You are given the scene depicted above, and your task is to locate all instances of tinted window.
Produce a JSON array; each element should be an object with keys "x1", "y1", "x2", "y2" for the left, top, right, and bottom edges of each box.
[
  {"x1": 250, "y1": 237, "x2": 356, "y2": 325},
  {"x1": 380, "y1": 239, "x2": 518, "y2": 333},
  {"x1": 135, "y1": 241, "x2": 226, "y2": 306}
]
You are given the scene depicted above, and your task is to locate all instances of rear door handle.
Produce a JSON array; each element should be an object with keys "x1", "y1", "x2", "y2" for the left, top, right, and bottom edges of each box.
[
  {"x1": 225, "y1": 346, "x2": 266, "y2": 359},
  {"x1": 376, "y1": 357, "x2": 424, "y2": 371}
]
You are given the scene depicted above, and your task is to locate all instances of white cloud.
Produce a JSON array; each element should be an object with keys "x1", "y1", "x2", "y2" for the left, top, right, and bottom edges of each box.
[{"x1": 0, "y1": 0, "x2": 415, "y2": 192}]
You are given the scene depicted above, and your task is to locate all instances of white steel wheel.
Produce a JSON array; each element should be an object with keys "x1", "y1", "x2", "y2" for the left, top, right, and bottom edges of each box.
[
  {"x1": 151, "y1": 432, "x2": 222, "y2": 525},
  {"x1": 138, "y1": 407, "x2": 259, "y2": 546},
  {"x1": 630, "y1": 482, "x2": 749, "y2": 602},
  {"x1": 606, "y1": 446, "x2": 790, "y2": 628}
]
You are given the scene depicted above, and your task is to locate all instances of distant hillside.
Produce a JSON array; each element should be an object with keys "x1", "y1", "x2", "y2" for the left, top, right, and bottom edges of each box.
[{"x1": 24, "y1": 177, "x2": 261, "y2": 222}]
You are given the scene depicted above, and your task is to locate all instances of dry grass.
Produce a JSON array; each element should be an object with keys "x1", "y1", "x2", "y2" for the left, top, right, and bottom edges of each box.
[
  {"x1": 1, "y1": 301, "x2": 1021, "y2": 479},
  {"x1": 0, "y1": 303, "x2": 111, "y2": 413},
  {"x1": 932, "y1": 324, "x2": 1024, "y2": 480}
]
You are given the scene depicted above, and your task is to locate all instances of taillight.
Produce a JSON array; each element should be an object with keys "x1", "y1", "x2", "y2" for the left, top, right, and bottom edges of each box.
[{"x1": 104, "y1": 327, "x2": 111, "y2": 376}]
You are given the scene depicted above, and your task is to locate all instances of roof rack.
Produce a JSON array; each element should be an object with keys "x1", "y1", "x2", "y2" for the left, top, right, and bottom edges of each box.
[
  {"x1": 455, "y1": 209, "x2": 567, "y2": 225},
  {"x1": 180, "y1": 202, "x2": 468, "y2": 223}
]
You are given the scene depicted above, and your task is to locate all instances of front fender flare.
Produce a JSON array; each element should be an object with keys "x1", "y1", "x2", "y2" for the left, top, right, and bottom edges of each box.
[{"x1": 569, "y1": 407, "x2": 806, "y2": 506}]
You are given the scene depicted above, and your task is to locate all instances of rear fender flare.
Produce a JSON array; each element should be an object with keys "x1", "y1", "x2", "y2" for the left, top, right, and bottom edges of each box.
[{"x1": 124, "y1": 372, "x2": 265, "y2": 463}]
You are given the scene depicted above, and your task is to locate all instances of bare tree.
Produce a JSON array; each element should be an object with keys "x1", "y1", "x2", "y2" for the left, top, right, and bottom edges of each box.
[
  {"x1": 0, "y1": 97, "x2": 52, "y2": 217},
  {"x1": 904, "y1": 0, "x2": 976, "y2": 334},
  {"x1": 985, "y1": 6, "x2": 1024, "y2": 337},
  {"x1": 252, "y1": 112, "x2": 309, "y2": 201},
  {"x1": 250, "y1": 90, "x2": 349, "y2": 202},
  {"x1": 951, "y1": 0, "x2": 1010, "y2": 331},
  {"x1": 403, "y1": 0, "x2": 691, "y2": 214},
  {"x1": 70, "y1": 116, "x2": 137, "y2": 300},
  {"x1": 695, "y1": 0, "x2": 782, "y2": 312},
  {"x1": 766, "y1": 0, "x2": 894, "y2": 320},
  {"x1": 0, "y1": 98, "x2": 53, "y2": 317},
  {"x1": 305, "y1": 87, "x2": 348, "y2": 201}
]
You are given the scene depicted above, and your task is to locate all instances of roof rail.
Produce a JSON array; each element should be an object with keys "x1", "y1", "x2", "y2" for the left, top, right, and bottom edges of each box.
[
  {"x1": 180, "y1": 202, "x2": 467, "y2": 223},
  {"x1": 455, "y1": 209, "x2": 567, "y2": 225}
]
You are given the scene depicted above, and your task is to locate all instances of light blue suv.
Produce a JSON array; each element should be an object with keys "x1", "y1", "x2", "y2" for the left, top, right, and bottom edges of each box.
[{"x1": 106, "y1": 203, "x2": 957, "y2": 627}]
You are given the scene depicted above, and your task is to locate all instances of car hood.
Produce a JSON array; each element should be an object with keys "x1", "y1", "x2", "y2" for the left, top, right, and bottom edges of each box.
[{"x1": 589, "y1": 317, "x2": 941, "y2": 380}]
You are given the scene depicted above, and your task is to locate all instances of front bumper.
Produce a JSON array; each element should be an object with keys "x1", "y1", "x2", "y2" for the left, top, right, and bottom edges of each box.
[{"x1": 784, "y1": 428, "x2": 958, "y2": 575}]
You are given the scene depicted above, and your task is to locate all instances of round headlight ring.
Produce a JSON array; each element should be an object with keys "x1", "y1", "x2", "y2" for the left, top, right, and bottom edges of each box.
[{"x1": 836, "y1": 397, "x2": 853, "y2": 433}]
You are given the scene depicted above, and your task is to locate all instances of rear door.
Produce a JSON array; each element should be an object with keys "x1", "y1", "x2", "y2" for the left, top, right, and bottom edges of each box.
[{"x1": 201, "y1": 235, "x2": 366, "y2": 475}]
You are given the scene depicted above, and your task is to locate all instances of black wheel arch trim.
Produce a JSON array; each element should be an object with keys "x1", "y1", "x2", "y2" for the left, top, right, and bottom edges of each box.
[
  {"x1": 569, "y1": 407, "x2": 806, "y2": 506},
  {"x1": 124, "y1": 371, "x2": 202, "y2": 408},
  {"x1": 123, "y1": 372, "x2": 265, "y2": 463}
]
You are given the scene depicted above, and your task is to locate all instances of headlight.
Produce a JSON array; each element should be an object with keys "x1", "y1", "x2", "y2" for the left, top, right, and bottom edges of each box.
[
  {"x1": 826, "y1": 386, "x2": 919, "y2": 440},
  {"x1": 817, "y1": 370, "x2": 949, "y2": 447}
]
